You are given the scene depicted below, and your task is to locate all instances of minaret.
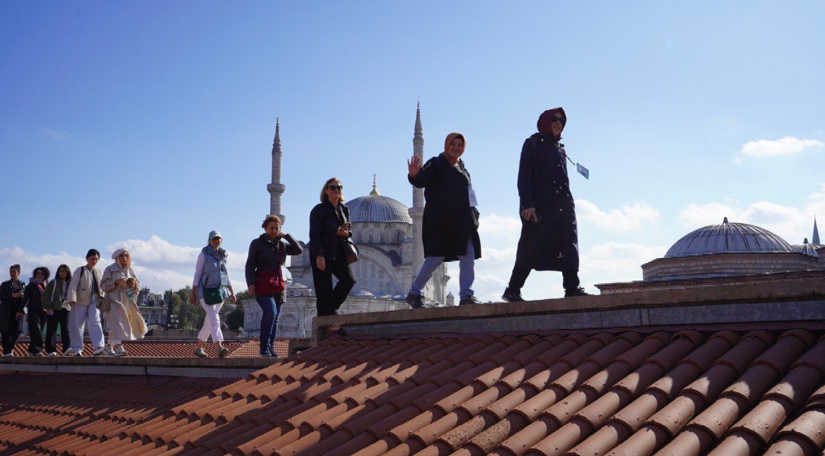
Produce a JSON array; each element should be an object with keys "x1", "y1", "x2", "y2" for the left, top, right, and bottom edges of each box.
[
  {"x1": 409, "y1": 103, "x2": 426, "y2": 282},
  {"x1": 266, "y1": 118, "x2": 286, "y2": 221},
  {"x1": 814, "y1": 216, "x2": 820, "y2": 245}
]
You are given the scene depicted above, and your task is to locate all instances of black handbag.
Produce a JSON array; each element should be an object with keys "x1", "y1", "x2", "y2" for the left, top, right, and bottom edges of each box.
[{"x1": 342, "y1": 238, "x2": 359, "y2": 264}]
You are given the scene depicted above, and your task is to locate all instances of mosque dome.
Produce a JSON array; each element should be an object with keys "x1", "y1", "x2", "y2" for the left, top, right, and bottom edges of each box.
[
  {"x1": 664, "y1": 217, "x2": 794, "y2": 258},
  {"x1": 792, "y1": 239, "x2": 820, "y2": 258},
  {"x1": 347, "y1": 179, "x2": 412, "y2": 224}
]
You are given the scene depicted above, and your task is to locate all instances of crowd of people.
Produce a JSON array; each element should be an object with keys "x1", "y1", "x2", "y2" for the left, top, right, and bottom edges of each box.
[{"x1": 0, "y1": 107, "x2": 588, "y2": 359}]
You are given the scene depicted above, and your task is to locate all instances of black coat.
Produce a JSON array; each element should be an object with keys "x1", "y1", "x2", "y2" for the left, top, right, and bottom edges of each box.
[
  {"x1": 245, "y1": 233, "x2": 303, "y2": 286},
  {"x1": 0, "y1": 280, "x2": 24, "y2": 333},
  {"x1": 409, "y1": 153, "x2": 481, "y2": 261},
  {"x1": 309, "y1": 200, "x2": 352, "y2": 262},
  {"x1": 514, "y1": 133, "x2": 579, "y2": 271}
]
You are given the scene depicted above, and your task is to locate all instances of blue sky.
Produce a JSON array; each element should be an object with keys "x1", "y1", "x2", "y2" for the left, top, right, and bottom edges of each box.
[{"x1": 1, "y1": 1, "x2": 823, "y2": 301}]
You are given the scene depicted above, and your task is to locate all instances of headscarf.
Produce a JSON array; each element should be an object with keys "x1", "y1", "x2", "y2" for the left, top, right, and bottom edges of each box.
[
  {"x1": 111, "y1": 248, "x2": 132, "y2": 268},
  {"x1": 443, "y1": 132, "x2": 466, "y2": 153},
  {"x1": 537, "y1": 108, "x2": 567, "y2": 138}
]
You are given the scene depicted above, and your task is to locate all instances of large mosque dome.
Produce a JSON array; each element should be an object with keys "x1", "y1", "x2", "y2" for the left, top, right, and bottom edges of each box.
[
  {"x1": 641, "y1": 217, "x2": 822, "y2": 282},
  {"x1": 347, "y1": 189, "x2": 412, "y2": 224},
  {"x1": 664, "y1": 217, "x2": 793, "y2": 258}
]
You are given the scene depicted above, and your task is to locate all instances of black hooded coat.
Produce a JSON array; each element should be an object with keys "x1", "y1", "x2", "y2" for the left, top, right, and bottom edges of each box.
[{"x1": 513, "y1": 108, "x2": 580, "y2": 272}]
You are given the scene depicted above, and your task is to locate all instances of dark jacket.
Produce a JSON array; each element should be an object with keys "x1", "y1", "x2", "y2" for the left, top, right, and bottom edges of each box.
[
  {"x1": 0, "y1": 280, "x2": 25, "y2": 333},
  {"x1": 245, "y1": 233, "x2": 303, "y2": 286},
  {"x1": 514, "y1": 133, "x2": 579, "y2": 271},
  {"x1": 308, "y1": 200, "x2": 353, "y2": 262},
  {"x1": 409, "y1": 153, "x2": 481, "y2": 261},
  {"x1": 22, "y1": 281, "x2": 46, "y2": 315}
]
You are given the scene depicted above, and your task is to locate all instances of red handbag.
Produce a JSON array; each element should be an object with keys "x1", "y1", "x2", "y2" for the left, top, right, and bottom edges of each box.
[{"x1": 255, "y1": 269, "x2": 285, "y2": 295}]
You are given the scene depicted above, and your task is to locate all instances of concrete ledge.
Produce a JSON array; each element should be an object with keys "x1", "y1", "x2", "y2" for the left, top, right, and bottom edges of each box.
[{"x1": 314, "y1": 272, "x2": 825, "y2": 341}]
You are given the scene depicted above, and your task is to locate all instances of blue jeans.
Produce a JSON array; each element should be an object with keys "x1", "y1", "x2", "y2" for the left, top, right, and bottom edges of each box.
[
  {"x1": 256, "y1": 294, "x2": 283, "y2": 353},
  {"x1": 410, "y1": 238, "x2": 475, "y2": 299}
]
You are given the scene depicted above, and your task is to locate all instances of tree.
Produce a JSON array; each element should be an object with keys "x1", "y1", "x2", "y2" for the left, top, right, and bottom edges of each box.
[{"x1": 225, "y1": 307, "x2": 244, "y2": 331}]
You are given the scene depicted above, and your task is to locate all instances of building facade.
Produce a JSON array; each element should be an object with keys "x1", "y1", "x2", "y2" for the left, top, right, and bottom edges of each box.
[{"x1": 244, "y1": 106, "x2": 452, "y2": 339}]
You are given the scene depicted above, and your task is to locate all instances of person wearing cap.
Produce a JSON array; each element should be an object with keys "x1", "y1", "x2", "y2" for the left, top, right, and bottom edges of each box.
[
  {"x1": 502, "y1": 108, "x2": 589, "y2": 301},
  {"x1": 189, "y1": 229, "x2": 236, "y2": 358},
  {"x1": 66, "y1": 250, "x2": 107, "y2": 356},
  {"x1": 100, "y1": 248, "x2": 147, "y2": 356},
  {"x1": 405, "y1": 132, "x2": 482, "y2": 308}
]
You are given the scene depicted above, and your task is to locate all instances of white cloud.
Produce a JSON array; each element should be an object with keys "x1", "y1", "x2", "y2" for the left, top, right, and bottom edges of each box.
[
  {"x1": 678, "y1": 183, "x2": 825, "y2": 244},
  {"x1": 478, "y1": 213, "x2": 522, "y2": 246},
  {"x1": 734, "y1": 136, "x2": 823, "y2": 163},
  {"x1": 1, "y1": 236, "x2": 250, "y2": 294},
  {"x1": 577, "y1": 200, "x2": 660, "y2": 232},
  {"x1": 42, "y1": 128, "x2": 72, "y2": 139},
  {"x1": 580, "y1": 242, "x2": 667, "y2": 286}
]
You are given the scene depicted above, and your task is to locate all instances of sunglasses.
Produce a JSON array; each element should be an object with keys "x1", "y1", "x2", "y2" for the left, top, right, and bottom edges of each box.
[
  {"x1": 328, "y1": 185, "x2": 343, "y2": 191},
  {"x1": 550, "y1": 116, "x2": 564, "y2": 124}
]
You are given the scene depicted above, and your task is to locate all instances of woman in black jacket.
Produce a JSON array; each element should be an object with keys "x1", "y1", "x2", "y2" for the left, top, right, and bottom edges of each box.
[
  {"x1": 245, "y1": 215, "x2": 303, "y2": 357},
  {"x1": 406, "y1": 133, "x2": 482, "y2": 308},
  {"x1": 0, "y1": 264, "x2": 26, "y2": 357},
  {"x1": 309, "y1": 177, "x2": 356, "y2": 317},
  {"x1": 22, "y1": 266, "x2": 50, "y2": 356}
]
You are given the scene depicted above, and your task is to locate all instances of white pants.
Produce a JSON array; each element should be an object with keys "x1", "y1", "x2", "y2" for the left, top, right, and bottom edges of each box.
[
  {"x1": 70, "y1": 296, "x2": 105, "y2": 353},
  {"x1": 197, "y1": 299, "x2": 224, "y2": 343}
]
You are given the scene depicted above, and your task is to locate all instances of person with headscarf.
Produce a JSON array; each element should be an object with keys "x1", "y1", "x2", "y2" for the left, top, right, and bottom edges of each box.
[
  {"x1": 42, "y1": 264, "x2": 72, "y2": 356},
  {"x1": 189, "y1": 229, "x2": 236, "y2": 358},
  {"x1": 22, "y1": 266, "x2": 50, "y2": 356},
  {"x1": 100, "y1": 248, "x2": 147, "y2": 356},
  {"x1": 0, "y1": 264, "x2": 26, "y2": 357},
  {"x1": 405, "y1": 132, "x2": 482, "y2": 308},
  {"x1": 502, "y1": 108, "x2": 589, "y2": 301}
]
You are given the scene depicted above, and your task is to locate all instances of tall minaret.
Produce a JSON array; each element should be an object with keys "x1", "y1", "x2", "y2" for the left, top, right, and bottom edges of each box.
[
  {"x1": 814, "y1": 216, "x2": 820, "y2": 245},
  {"x1": 267, "y1": 118, "x2": 286, "y2": 221},
  {"x1": 409, "y1": 103, "x2": 425, "y2": 280}
]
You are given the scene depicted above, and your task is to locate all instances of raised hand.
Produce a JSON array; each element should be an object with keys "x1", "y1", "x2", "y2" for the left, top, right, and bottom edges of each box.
[{"x1": 407, "y1": 155, "x2": 421, "y2": 178}]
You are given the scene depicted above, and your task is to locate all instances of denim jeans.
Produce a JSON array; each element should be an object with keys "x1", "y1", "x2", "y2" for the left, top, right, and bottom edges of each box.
[
  {"x1": 256, "y1": 294, "x2": 283, "y2": 353},
  {"x1": 410, "y1": 238, "x2": 475, "y2": 298}
]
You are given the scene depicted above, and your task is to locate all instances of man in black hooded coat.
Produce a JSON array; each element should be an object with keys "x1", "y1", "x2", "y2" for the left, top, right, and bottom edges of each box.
[{"x1": 502, "y1": 108, "x2": 589, "y2": 301}]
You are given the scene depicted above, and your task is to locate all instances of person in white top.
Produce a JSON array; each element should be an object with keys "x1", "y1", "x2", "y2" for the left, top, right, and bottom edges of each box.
[{"x1": 189, "y1": 230, "x2": 236, "y2": 358}]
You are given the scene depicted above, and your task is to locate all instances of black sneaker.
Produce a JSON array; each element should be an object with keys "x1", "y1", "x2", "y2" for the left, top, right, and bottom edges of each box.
[
  {"x1": 564, "y1": 287, "x2": 591, "y2": 297},
  {"x1": 459, "y1": 295, "x2": 481, "y2": 305},
  {"x1": 405, "y1": 292, "x2": 424, "y2": 309},
  {"x1": 501, "y1": 289, "x2": 525, "y2": 302}
]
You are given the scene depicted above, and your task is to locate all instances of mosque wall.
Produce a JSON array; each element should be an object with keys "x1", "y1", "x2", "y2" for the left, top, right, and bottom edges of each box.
[{"x1": 642, "y1": 252, "x2": 821, "y2": 281}]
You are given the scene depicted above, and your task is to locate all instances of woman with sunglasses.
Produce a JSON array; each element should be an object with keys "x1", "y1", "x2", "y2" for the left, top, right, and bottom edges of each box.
[
  {"x1": 42, "y1": 264, "x2": 72, "y2": 356},
  {"x1": 309, "y1": 177, "x2": 357, "y2": 317},
  {"x1": 22, "y1": 266, "x2": 50, "y2": 356},
  {"x1": 101, "y1": 249, "x2": 147, "y2": 356},
  {"x1": 0, "y1": 265, "x2": 26, "y2": 357}
]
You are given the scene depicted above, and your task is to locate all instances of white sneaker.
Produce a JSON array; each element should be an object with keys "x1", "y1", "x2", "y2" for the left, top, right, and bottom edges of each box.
[
  {"x1": 114, "y1": 345, "x2": 127, "y2": 357},
  {"x1": 73, "y1": 351, "x2": 83, "y2": 357},
  {"x1": 63, "y1": 348, "x2": 74, "y2": 357},
  {"x1": 47, "y1": 352, "x2": 57, "y2": 357},
  {"x1": 103, "y1": 346, "x2": 115, "y2": 357},
  {"x1": 2, "y1": 352, "x2": 13, "y2": 358},
  {"x1": 93, "y1": 346, "x2": 106, "y2": 356}
]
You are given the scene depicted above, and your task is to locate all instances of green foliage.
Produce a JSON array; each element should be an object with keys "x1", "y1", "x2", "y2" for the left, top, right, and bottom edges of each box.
[{"x1": 225, "y1": 307, "x2": 244, "y2": 331}]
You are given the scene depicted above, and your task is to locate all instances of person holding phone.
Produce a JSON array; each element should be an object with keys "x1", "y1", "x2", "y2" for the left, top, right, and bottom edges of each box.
[
  {"x1": 0, "y1": 265, "x2": 26, "y2": 357},
  {"x1": 406, "y1": 132, "x2": 481, "y2": 308},
  {"x1": 502, "y1": 108, "x2": 589, "y2": 301},
  {"x1": 309, "y1": 178, "x2": 356, "y2": 317}
]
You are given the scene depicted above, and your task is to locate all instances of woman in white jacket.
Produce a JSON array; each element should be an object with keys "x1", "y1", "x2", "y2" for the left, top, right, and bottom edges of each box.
[{"x1": 100, "y1": 249, "x2": 147, "y2": 356}]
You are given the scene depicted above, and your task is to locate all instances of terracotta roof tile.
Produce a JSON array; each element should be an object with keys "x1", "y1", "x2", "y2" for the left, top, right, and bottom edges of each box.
[{"x1": 3, "y1": 326, "x2": 825, "y2": 456}]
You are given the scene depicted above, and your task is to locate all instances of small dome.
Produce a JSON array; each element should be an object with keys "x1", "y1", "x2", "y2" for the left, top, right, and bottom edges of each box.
[
  {"x1": 348, "y1": 194, "x2": 412, "y2": 224},
  {"x1": 792, "y1": 238, "x2": 820, "y2": 258},
  {"x1": 664, "y1": 217, "x2": 793, "y2": 258}
]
